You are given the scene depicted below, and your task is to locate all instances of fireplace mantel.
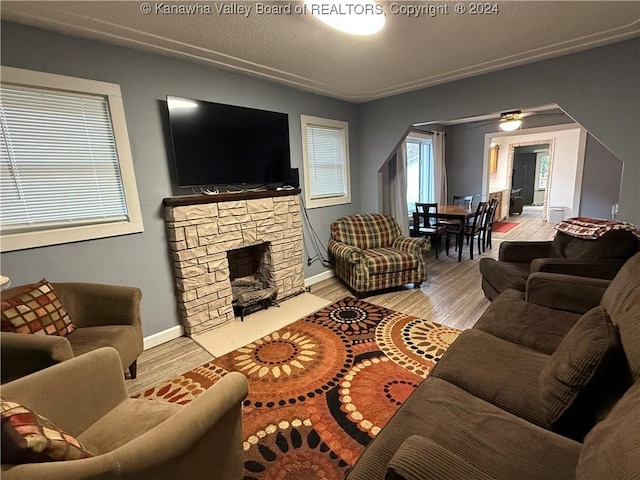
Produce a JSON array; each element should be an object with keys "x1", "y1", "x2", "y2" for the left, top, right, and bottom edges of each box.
[{"x1": 163, "y1": 188, "x2": 301, "y2": 207}]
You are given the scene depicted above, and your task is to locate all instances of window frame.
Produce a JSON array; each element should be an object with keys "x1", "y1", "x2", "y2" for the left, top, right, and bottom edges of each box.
[
  {"x1": 0, "y1": 66, "x2": 144, "y2": 252},
  {"x1": 300, "y1": 114, "x2": 351, "y2": 209},
  {"x1": 405, "y1": 133, "x2": 434, "y2": 215}
]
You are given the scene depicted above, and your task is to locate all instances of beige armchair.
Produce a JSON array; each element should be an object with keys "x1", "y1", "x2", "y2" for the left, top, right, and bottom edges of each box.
[
  {"x1": 0, "y1": 347, "x2": 249, "y2": 480},
  {"x1": 1, "y1": 282, "x2": 143, "y2": 382}
]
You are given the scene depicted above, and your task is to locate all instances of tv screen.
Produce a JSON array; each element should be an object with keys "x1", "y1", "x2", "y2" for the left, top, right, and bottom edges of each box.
[{"x1": 166, "y1": 96, "x2": 291, "y2": 188}]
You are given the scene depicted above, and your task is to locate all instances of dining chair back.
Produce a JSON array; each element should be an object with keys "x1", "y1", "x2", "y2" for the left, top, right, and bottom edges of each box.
[
  {"x1": 452, "y1": 195, "x2": 474, "y2": 208},
  {"x1": 446, "y1": 201, "x2": 487, "y2": 260},
  {"x1": 481, "y1": 197, "x2": 500, "y2": 252},
  {"x1": 412, "y1": 203, "x2": 448, "y2": 258}
]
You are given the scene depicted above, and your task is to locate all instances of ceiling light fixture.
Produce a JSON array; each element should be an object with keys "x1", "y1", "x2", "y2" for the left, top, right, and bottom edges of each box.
[
  {"x1": 304, "y1": 0, "x2": 386, "y2": 35},
  {"x1": 499, "y1": 111, "x2": 523, "y2": 131}
]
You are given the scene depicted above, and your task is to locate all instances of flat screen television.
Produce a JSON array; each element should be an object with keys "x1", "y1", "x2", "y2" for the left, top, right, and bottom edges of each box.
[{"x1": 166, "y1": 96, "x2": 291, "y2": 188}]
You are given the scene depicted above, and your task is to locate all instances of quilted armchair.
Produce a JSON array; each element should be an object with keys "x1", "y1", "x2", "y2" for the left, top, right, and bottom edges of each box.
[
  {"x1": 0, "y1": 347, "x2": 249, "y2": 480},
  {"x1": 328, "y1": 213, "x2": 429, "y2": 295},
  {"x1": 1, "y1": 281, "x2": 142, "y2": 383}
]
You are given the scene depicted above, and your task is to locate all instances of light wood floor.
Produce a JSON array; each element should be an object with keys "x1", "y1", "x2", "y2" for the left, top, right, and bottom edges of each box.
[{"x1": 127, "y1": 207, "x2": 555, "y2": 395}]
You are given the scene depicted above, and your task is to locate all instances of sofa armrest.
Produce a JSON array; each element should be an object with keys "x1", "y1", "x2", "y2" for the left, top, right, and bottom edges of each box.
[
  {"x1": 530, "y1": 257, "x2": 626, "y2": 280},
  {"x1": 498, "y1": 241, "x2": 554, "y2": 263},
  {"x1": 386, "y1": 435, "x2": 495, "y2": 480},
  {"x1": 525, "y1": 273, "x2": 611, "y2": 314},
  {"x1": 1, "y1": 332, "x2": 74, "y2": 383},
  {"x1": 391, "y1": 236, "x2": 430, "y2": 255},
  {"x1": 53, "y1": 282, "x2": 142, "y2": 329},
  {"x1": 328, "y1": 238, "x2": 364, "y2": 264},
  {"x1": 1, "y1": 372, "x2": 250, "y2": 480},
  {"x1": 0, "y1": 347, "x2": 128, "y2": 436}
]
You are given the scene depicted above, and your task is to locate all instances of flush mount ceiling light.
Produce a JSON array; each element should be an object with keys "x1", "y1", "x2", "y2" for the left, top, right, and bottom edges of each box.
[
  {"x1": 499, "y1": 111, "x2": 523, "y2": 131},
  {"x1": 304, "y1": 0, "x2": 386, "y2": 35}
]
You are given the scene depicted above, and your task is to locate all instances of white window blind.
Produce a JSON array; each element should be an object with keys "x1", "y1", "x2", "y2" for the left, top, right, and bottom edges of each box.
[
  {"x1": 0, "y1": 86, "x2": 128, "y2": 234},
  {"x1": 301, "y1": 114, "x2": 350, "y2": 209},
  {"x1": 306, "y1": 125, "x2": 346, "y2": 199}
]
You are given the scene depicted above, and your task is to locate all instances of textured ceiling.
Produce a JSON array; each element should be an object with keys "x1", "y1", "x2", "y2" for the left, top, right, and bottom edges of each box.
[{"x1": 2, "y1": 1, "x2": 639, "y2": 102}]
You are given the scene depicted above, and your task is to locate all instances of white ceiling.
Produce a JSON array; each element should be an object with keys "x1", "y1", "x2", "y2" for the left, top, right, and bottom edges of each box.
[{"x1": 2, "y1": 1, "x2": 639, "y2": 102}]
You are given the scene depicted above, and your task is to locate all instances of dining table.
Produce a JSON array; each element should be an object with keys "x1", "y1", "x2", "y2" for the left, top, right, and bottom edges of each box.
[{"x1": 434, "y1": 205, "x2": 478, "y2": 262}]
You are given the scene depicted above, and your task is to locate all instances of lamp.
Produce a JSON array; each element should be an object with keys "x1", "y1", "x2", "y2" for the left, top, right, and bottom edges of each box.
[
  {"x1": 499, "y1": 111, "x2": 523, "y2": 132},
  {"x1": 304, "y1": 0, "x2": 385, "y2": 35}
]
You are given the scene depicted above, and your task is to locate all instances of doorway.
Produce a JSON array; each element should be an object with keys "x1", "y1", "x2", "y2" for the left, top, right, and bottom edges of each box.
[{"x1": 512, "y1": 143, "x2": 550, "y2": 206}]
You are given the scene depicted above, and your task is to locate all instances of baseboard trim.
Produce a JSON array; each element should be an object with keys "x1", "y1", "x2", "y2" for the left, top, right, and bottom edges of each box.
[
  {"x1": 143, "y1": 325, "x2": 184, "y2": 350},
  {"x1": 304, "y1": 269, "x2": 335, "y2": 287}
]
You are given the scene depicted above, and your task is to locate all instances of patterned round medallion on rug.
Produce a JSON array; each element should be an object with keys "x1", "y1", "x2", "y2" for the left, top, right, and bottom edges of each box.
[
  {"x1": 375, "y1": 312, "x2": 461, "y2": 378},
  {"x1": 305, "y1": 297, "x2": 395, "y2": 343},
  {"x1": 214, "y1": 322, "x2": 354, "y2": 408},
  {"x1": 243, "y1": 420, "x2": 349, "y2": 480}
]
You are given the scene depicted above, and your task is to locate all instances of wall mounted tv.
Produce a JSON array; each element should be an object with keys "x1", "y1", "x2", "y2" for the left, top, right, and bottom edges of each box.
[{"x1": 166, "y1": 96, "x2": 291, "y2": 188}]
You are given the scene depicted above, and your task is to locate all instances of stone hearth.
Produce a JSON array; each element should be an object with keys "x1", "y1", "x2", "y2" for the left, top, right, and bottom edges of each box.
[{"x1": 164, "y1": 191, "x2": 304, "y2": 335}]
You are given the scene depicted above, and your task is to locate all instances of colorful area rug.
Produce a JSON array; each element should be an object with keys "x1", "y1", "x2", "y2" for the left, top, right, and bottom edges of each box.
[
  {"x1": 134, "y1": 298, "x2": 461, "y2": 479},
  {"x1": 492, "y1": 221, "x2": 520, "y2": 233}
]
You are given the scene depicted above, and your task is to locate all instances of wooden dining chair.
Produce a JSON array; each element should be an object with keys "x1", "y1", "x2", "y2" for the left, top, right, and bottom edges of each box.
[
  {"x1": 452, "y1": 195, "x2": 474, "y2": 207},
  {"x1": 481, "y1": 197, "x2": 500, "y2": 252},
  {"x1": 412, "y1": 203, "x2": 448, "y2": 258},
  {"x1": 445, "y1": 201, "x2": 487, "y2": 261}
]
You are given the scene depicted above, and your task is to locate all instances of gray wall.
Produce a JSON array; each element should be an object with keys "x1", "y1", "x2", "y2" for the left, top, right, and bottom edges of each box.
[
  {"x1": 0, "y1": 22, "x2": 361, "y2": 336},
  {"x1": 2, "y1": 22, "x2": 638, "y2": 339},
  {"x1": 358, "y1": 39, "x2": 640, "y2": 226},
  {"x1": 580, "y1": 135, "x2": 623, "y2": 220},
  {"x1": 445, "y1": 112, "x2": 573, "y2": 202}
]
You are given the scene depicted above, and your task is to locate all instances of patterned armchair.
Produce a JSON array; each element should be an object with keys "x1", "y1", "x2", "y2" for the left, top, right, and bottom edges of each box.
[{"x1": 328, "y1": 213, "x2": 430, "y2": 295}]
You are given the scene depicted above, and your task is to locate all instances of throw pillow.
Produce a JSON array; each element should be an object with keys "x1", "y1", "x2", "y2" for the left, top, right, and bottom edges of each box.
[
  {"x1": 1, "y1": 279, "x2": 75, "y2": 336},
  {"x1": 539, "y1": 306, "x2": 630, "y2": 440},
  {"x1": 1, "y1": 398, "x2": 93, "y2": 463}
]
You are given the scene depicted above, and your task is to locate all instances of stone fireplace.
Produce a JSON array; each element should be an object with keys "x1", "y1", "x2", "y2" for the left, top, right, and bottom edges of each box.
[{"x1": 163, "y1": 191, "x2": 304, "y2": 335}]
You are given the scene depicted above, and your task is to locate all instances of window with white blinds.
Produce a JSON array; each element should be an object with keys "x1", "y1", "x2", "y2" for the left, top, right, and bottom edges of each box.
[
  {"x1": 301, "y1": 115, "x2": 351, "y2": 209},
  {"x1": 0, "y1": 67, "x2": 143, "y2": 252}
]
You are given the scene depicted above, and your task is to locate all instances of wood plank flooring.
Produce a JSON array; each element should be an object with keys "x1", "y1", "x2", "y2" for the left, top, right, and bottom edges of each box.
[{"x1": 127, "y1": 206, "x2": 555, "y2": 395}]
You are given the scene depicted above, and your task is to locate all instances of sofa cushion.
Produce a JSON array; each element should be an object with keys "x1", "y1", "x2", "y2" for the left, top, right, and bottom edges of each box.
[
  {"x1": 67, "y1": 325, "x2": 141, "y2": 369},
  {"x1": 1, "y1": 398, "x2": 92, "y2": 463},
  {"x1": 539, "y1": 306, "x2": 631, "y2": 440},
  {"x1": 431, "y1": 329, "x2": 550, "y2": 429},
  {"x1": 78, "y1": 398, "x2": 180, "y2": 455},
  {"x1": 331, "y1": 214, "x2": 400, "y2": 250},
  {"x1": 478, "y1": 260, "x2": 530, "y2": 294},
  {"x1": 576, "y1": 381, "x2": 640, "y2": 480},
  {"x1": 346, "y1": 377, "x2": 581, "y2": 480},
  {"x1": 364, "y1": 247, "x2": 418, "y2": 274},
  {"x1": 600, "y1": 252, "x2": 640, "y2": 320},
  {"x1": 1, "y1": 280, "x2": 75, "y2": 337},
  {"x1": 473, "y1": 289, "x2": 580, "y2": 354},
  {"x1": 614, "y1": 307, "x2": 640, "y2": 382},
  {"x1": 552, "y1": 229, "x2": 638, "y2": 259}
]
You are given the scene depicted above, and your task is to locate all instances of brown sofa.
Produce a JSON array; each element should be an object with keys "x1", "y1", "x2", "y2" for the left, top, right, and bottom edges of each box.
[
  {"x1": 0, "y1": 347, "x2": 249, "y2": 479},
  {"x1": 479, "y1": 229, "x2": 639, "y2": 300},
  {"x1": 346, "y1": 252, "x2": 640, "y2": 480},
  {"x1": 1, "y1": 282, "x2": 143, "y2": 382}
]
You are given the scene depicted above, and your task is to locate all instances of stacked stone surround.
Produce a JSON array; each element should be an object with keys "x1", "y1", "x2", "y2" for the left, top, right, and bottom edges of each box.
[{"x1": 164, "y1": 193, "x2": 304, "y2": 335}]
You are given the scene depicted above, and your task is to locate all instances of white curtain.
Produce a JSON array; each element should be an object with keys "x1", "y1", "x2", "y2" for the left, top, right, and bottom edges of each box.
[
  {"x1": 379, "y1": 143, "x2": 409, "y2": 235},
  {"x1": 432, "y1": 131, "x2": 447, "y2": 204}
]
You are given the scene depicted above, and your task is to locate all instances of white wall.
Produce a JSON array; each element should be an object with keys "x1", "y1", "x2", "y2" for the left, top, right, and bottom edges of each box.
[{"x1": 490, "y1": 125, "x2": 584, "y2": 217}]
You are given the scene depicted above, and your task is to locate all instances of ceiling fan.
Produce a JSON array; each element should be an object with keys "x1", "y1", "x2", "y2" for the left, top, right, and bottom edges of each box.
[
  {"x1": 467, "y1": 109, "x2": 563, "y2": 131},
  {"x1": 498, "y1": 110, "x2": 523, "y2": 131}
]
